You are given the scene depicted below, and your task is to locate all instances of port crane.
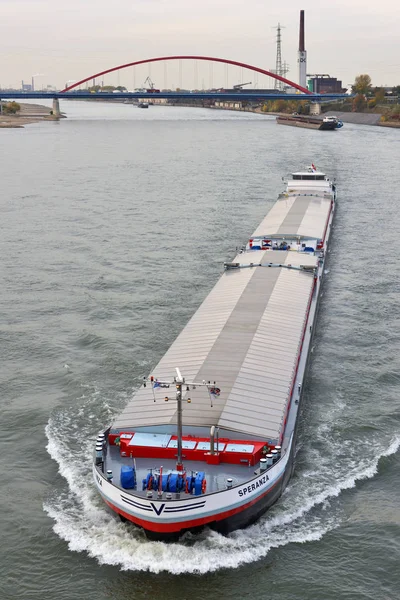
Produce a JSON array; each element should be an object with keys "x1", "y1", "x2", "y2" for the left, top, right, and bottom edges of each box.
[
  {"x1": 143, "y1": 76, "x2": 160, "y2": 93},
  {"x1": 144, "y1": 76, "x2": 155, "y2": 90},
  {"x1": 233, "y1": 82, "x2": 252, "y2": 90}
]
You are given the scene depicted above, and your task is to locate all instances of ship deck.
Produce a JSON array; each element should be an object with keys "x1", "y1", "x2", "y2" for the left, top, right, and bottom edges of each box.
[
  {"x1": 112, "y1": 188, "x2": 333, "y2": 443},
  {"x1": 252, "y1": 189, "x2": 333, "y2": 240},
  {"x1": 103, "y1": 445, "x2": 258, "y2": 497},
  {"x1": 94, "y1": 171, "x2": 336, "y2": 532},
  {"x1": 112, "y1": 246, "x2": 319, "y2": 442}
]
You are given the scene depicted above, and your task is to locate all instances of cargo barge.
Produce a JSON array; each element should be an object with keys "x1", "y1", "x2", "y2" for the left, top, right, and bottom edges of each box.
[
  {"x1": 93, "y1": 166, "x2": 337, "y2": 541},
  {"x1": 277, "y1": 114, "x2": 343, "y2": 130}
]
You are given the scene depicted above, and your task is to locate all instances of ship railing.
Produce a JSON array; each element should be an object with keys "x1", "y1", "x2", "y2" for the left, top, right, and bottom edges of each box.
[
  {"x1": 224, "y1": 262, "x2": 317, "y2": 275},
  {"x1": 246, "y1": 235, "x2": 319, "y2": 254},
  {"x1": 285, "y1": 192, "x2": 331, "y2": 198}
]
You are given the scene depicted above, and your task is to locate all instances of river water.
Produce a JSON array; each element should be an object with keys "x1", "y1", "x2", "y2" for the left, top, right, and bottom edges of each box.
[{"x1": 1, "y1": 101, "x2": 399, "y2": 600}]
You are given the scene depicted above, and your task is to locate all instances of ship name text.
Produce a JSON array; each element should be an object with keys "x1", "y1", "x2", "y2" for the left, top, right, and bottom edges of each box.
[{"x1": 238, "y1": 474, "x2": 269, "y2": 497}]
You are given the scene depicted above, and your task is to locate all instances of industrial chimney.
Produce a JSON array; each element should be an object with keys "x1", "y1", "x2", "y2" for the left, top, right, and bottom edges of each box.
[{"x1": 298, "y1": 10, "x2": 307, "y2": 89}]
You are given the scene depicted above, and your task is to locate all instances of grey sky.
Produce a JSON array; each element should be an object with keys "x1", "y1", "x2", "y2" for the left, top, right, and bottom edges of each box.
[{"x1": 1, "y1": 0, "x2": 399, "y2": 89}]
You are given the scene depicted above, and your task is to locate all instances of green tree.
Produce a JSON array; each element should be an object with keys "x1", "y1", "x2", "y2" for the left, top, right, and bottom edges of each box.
[
  {"x1": 262, "y1": 101, "x2": 274, "y2": 112},
  {"x1": 2, "y1": 101, "x2": 21, "y2": 114},
  {"x1": 293, "y1": 100, "x2": 309, "y2": 115},
  {"x1": 286, "y1": 100, "x2": 298, "y2": 113},
  {"x1": 352, "y1": 93, "x2": 367, "y2": 112},
  {"x1": 352, "y1": 74, "x2": 372, "y2": 95},
  {"x1": 389, "y1": 104, "x2": 400, "y2": 120},
  {"x1": 271, "y1": 99, "x2": 286, "y2": 112},
  {"x1": 374, "y1": 87, "x2": 386, "y2": 104}
]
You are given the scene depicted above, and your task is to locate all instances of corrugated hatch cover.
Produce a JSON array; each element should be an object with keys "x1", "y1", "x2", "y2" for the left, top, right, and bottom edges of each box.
[
  {"x1": 114, "y1": 250, "x2": 318, "y2": 441},
  {"x1": 252, "y1": 193, "x2": 332, "y2": 240}
]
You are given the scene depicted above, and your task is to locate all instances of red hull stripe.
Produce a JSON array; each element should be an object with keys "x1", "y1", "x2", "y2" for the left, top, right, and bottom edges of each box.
[{"x1": 103, "y1": 475, "x2": 282, "y2": 533}]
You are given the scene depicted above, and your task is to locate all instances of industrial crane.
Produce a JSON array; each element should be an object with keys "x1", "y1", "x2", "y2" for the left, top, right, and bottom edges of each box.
[
  {"x1": 233, "y1": 82, "x2": 252, "y2": 90},
  {"x1": 144, "y1": 76, "x2": 155, "y2": 90},
  {"x1": 141, "y1": 76, "x2": 160, "y2": 93}
]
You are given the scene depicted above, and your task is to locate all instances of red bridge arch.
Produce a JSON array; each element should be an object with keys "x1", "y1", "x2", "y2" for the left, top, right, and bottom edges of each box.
[{"x1": 62, "y1": 55, "x2": 312, "y2": 95}]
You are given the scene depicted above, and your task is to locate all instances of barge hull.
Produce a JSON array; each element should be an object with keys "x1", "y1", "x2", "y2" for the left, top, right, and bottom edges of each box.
[
  {"x1": 277, "y1": 116, "x2": 337, "y2": 130},
  {"x1": 93, "y1": 166, "x2": 337, "y2": 540}
]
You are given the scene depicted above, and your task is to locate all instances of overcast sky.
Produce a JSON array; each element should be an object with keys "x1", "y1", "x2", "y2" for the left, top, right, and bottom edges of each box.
[{"x1": 1, "y1": 0, "x2": 399, "y2": 89}]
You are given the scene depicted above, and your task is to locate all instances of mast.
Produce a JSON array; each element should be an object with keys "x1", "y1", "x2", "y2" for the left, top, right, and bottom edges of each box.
[
  {"x1": 146, "y1": 368, "x2": 220, "y2": 472},
  {"x1": 175, "y1": 368, "x2": 184, "y2": 470}
]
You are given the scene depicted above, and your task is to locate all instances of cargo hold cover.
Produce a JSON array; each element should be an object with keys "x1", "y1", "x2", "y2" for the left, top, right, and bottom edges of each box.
[{"x1": 113, "y1": 250, "x2": 318, "y2": 441}]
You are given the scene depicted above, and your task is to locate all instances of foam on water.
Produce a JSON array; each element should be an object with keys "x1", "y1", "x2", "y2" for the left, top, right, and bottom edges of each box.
[{"x1": 44, "y1": 387, "x2": 400, "y2": 574}]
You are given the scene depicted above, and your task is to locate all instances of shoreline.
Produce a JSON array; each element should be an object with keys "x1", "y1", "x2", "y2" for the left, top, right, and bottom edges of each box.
[
  {"x1": 164, "y1": 103, "x2": 400, "y2": 127},
  {"x1": 2, "y1": 100, "x2": 398, "y2": 129},
  {"x1": 0, "y1": 102, "x2": 65, "y2": 128}
]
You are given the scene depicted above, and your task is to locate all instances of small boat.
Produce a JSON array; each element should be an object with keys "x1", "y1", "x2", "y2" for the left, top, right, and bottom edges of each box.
[
  {"x1": 323, "y1": 115, "x2": 344, "y2": 128},
  {"x1": 277, "y1": 114, "x2": 341, "y2": 130},
  {"x1": 137, "y1": 102, "x2": 149, "y2": 109},
  {"x1": 93, "y1": 166, "x2": 337, "y2": 541}
]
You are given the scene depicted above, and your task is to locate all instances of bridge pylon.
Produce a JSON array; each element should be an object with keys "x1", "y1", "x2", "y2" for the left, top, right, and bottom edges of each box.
[{"x1": 52, "y1": 97, "x2": 61, "y2": 117}]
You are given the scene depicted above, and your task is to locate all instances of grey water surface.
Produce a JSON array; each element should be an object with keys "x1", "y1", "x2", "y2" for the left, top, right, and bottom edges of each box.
[{"x1": 1, "y1": 101, "x2": 400, "y2": 600}]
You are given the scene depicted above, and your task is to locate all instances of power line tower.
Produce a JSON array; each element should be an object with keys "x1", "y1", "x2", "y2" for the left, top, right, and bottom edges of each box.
[
  {"x1": 273, "y1": 23, "x2": 285, "y2": 90},
  {"x1": 281, "y1": 61, "x2": 290, "y2": 80}
]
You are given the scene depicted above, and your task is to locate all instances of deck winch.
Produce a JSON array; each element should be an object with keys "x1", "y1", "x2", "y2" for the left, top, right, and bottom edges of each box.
[
  {"x1": 121, "y1": 465, "x2": 136, "y2": 489},
  {"x1": 142, "y1": 469, "x2": 206, "y2": 495}
]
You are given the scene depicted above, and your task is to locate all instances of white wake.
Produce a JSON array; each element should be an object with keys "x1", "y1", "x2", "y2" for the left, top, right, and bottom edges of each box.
[{"x1": 44, "y1": 388, "x2": 400, "y2": 574}]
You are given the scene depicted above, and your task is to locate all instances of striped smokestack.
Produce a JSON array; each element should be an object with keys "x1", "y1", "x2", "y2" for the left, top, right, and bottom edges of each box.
[{"x1": 297, "y1": 9, "x2": 307, "y2": 88}]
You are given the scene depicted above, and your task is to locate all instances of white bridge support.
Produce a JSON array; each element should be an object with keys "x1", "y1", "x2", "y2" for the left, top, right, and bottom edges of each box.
[
  {"x1": 309, "y1": 102, "x2": 321, "y2": 115},
  {"x1": 52, "y1": 97, "x2": 61, "y2": 117}
]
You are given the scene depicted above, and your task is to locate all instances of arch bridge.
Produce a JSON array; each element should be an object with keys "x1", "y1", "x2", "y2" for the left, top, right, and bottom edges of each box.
[
  {"x1": 1, "y1": 56, "x2": 349, "y2": 112},
  {"x1": 61, "y1": 55, "x2": 312, "y2": 95}
]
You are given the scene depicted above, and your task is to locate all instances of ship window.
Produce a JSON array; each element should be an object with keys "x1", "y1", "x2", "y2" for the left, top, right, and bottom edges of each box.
[{"x1": 292, "y1": 174, "x2": 325, "y2": 180}]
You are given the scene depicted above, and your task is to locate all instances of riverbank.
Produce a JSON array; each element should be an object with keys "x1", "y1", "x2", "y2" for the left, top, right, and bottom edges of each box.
[
  {"x1": 0, "y1": 102, "x2": 63, "y2": 128},
  {"x1": 378, "y1": 120, "x2": 400, "y2": 128},
  {"x1": 166, "y1": 103, "x2": 400, "y2": 127}
]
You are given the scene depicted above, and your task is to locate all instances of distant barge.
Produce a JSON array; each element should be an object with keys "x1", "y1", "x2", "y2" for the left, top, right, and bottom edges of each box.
[{"x1": 277, "y1": 115, "x2": 343, "y2": 130}]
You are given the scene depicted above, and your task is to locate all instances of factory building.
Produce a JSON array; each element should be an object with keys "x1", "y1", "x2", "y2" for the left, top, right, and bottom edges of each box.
[{"x1": 307, "y1": 75, "x2": 346, "y2": 94}]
